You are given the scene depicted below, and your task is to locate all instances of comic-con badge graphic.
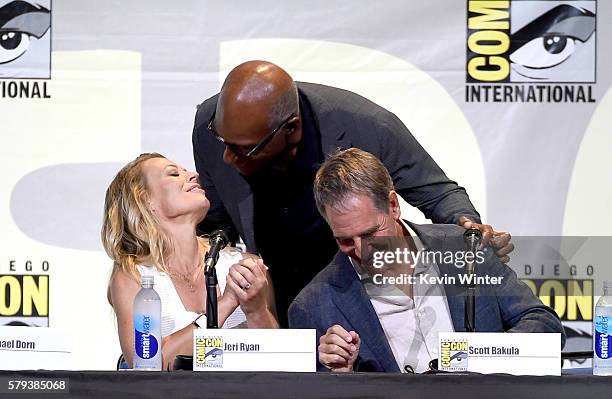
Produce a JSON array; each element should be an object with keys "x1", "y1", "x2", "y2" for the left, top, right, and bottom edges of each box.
[
  {"x1": 440, "y1": 340, "x2": 469, "y2": 372},
  {"x1": 466, "y1": 0, "x2": 596, "y2": 103},
  {"x1": 194, "y1": 337, "x2": 224, "y2": 368}
]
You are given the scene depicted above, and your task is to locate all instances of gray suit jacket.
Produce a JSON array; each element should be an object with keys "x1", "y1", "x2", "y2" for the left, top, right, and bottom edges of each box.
[
  {"x1": 288, "y1": 222, "x2": 566, "y2": 372},
  {"x1": 192, "y1": 82, "x2": 480, "y2": 251}
]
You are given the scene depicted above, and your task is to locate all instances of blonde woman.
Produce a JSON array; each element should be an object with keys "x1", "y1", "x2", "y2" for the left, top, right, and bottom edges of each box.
[{"x1": 102, "y1": 153, "x2": 278, "y2": 370}]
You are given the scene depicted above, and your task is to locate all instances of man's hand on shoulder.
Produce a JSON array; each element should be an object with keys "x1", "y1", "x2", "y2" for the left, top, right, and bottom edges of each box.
[
  {"x1": 318, "y1": 325, "x2": 360, "y2": 372},
  {"x1": 459, "y1": 216, "x2": 514, "y2": 263}
]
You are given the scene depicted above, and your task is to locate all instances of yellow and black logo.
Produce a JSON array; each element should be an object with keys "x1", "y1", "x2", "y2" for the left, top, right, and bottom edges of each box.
[
  {"x1": 440, "y1": 340, "x2": 469, "y2": 371},
  {"x1": 0, "y1": 274, "x2": 49, "y2": 327},
  {"x1": 521, "y1": 278, "x2": 593, "y2": 322},
  {"x1": 195, "y1": 336, "x2": 223, "y2": 368},
  {"x1": 467, "y1": 1, "x2": 596, "y2": 83},
  {"x1": 467, "y1": 0, "x2": 511, "y2": 82},
  {"x1": 466, "y1": 1, "x2": 596, "y2": 102}
]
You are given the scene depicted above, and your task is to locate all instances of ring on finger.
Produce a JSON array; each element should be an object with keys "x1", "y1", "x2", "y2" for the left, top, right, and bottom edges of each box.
[{"x1": 242, "y1": 282, "x2": 251, "y2": 290}]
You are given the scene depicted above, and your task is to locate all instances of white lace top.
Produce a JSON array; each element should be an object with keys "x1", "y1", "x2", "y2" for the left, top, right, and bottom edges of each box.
[{"x1": 137, "y1": 250, "x2": 247, "y2": 336}]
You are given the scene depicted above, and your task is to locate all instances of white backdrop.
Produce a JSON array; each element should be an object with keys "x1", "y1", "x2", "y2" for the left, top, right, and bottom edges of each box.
[{"x1": 0, "y1": 0, "x2": 610, "y2": 369}]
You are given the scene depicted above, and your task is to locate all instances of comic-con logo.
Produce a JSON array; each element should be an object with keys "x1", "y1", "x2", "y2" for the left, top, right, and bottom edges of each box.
[
  {"x1": 466, "y1": 1, "x2": 596, "y2": 83},
  {"x1": 440, "y1": 340, "x2": 469, "y2": 371},
  {"x1": 0, "y1": 0, "x2": 51, "y2": 79},
  {"x1": 522, "y1": 278, "x2": 592, "y2": 322},
  {"x1": 195, "y1": 337, "x2": 224, "y2": 368},
  {"x1": 0, "y1": 274, "x2": 49, "y2": 327}
]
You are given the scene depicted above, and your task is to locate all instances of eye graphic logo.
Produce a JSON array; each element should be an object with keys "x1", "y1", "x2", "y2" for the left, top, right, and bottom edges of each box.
[
  {"x1": 0, "y1": 0, "x2": 51, "y2": 79},
  {"x1": 467, "y1": 1, "x2": 596, "y2": 83},
  {"x1": 204, "y1": 346, "x2": 224, "y2": 366},
  {"x1": 510, "y1": 2, "x2": 595, "y2": 82}
]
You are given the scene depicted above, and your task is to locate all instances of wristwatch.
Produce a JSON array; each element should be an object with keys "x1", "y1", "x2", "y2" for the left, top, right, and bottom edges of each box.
[{"x1": 192, "y1": 313, "x2": 207, "y2": 328}]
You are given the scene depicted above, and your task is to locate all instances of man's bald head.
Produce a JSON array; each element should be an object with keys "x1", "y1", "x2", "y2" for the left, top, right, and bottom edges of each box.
[
  {"x1": 212, "y1": 61, "x2": 302, "y2": 176},
  {"x1": 216, "y1": 61, "x2": 298, "y2": 136}
]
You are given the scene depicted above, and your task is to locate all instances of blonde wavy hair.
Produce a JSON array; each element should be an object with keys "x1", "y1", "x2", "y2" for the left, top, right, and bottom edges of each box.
[{"x1": 101, "y1": 153, "x2": 187, "y2": 305}]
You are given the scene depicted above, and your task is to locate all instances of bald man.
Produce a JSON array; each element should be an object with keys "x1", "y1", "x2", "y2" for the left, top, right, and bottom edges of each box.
[{"x1": 191, "y1": 61, "x2": 511, "y2": 326}]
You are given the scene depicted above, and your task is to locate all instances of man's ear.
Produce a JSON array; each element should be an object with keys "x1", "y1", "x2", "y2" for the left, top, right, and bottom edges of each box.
[{"x1": 389, "y1": 191, "x2": 401, "y2": 220}]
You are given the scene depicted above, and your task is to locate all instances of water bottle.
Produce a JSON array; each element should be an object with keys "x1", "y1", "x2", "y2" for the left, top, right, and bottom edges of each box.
[
  {"x1": 133, "y1": 275, "x2": 162, "y2": 370},
  {"x1": 594, "y1": 281, "x2": 612, "y2": 375}
]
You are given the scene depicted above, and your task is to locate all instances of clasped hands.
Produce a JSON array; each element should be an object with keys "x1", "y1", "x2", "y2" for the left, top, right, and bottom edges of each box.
[
  {"x1": 319, "y1": 325, "x2": 361, "y2": 372},
  {"x1": 222, "y1": 254, "x2": 277, "y2": 327}
]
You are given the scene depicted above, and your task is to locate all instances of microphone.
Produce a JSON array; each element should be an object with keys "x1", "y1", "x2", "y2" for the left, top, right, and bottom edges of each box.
[
  {"x1": 204, "y1": 230, "x2": 229, "y2": 329},
  {"x1": 463, "y1": 227, "x2": 482, "y2": 333},
  {"x1": 463, "y1": 227, "x2": 482, "y2": 275},
  {"x1": 204, "y1": 230, "x2": 229, "y2": 273}
]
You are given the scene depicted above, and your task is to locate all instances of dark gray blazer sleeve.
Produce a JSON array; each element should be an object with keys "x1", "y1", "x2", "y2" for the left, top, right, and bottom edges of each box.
[{"x1": 374, "y1": 110, "x2": 481, "y2": 225}]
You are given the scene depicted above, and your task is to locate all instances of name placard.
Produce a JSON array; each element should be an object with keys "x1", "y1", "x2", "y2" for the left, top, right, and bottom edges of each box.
[
  {"x1": 0, "y1": 327, "x2": 72, "y2": 370},
  {"x1": 193, "y1": 329, "x2": 316, "y2": 372},
  {"x1": 438, "y1": 332, "x2": 560, "y2": 375}
]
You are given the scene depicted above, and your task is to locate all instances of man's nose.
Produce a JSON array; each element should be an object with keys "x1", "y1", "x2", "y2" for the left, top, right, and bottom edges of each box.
[{"x1": 222, "y1": 147, "x2": 237, "y2": 165}]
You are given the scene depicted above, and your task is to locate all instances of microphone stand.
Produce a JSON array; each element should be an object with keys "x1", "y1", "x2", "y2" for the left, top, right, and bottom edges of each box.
[
  {"x1": 203, "y1": 230, "x2": 229, "y2": 329},
  {"x1": 464, "y1": 228, "x2": 482, "y2": 333},
  {"x1": 205, "y1": 265, "x2": 218, "y2": 329},
  {"x1": 173, "y1": 255, "x2": 219, "y2": 371},
  {"x1": 425, "y1": 228, "x2": 481, "y2": 374},
  {"x1": 465, "y1": 283, "x2": 476, "y2": 332},
  {"x1": 173, "y1": 233, "x2": 227, "y2": 371}
]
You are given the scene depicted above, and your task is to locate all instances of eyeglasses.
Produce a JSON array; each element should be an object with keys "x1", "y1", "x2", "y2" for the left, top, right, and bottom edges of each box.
[{"x1": 207, "y1": 111, "x2": 298, "y2": 158}]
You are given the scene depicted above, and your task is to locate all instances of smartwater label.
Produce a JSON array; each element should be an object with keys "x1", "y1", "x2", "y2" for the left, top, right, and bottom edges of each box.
[
  {"x1": 134, "y1": 314, "x2": 159, "y2": 359},
  {"x1": 594, "y1": 315, "x2": 612, "y2": 359}
]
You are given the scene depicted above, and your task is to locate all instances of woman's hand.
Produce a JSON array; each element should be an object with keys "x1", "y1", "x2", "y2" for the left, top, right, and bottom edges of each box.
[
  {"x1": 220, "y1": 279, "x2": 240, "y2": 309},
  {"x1": 226, "y1": 258, "x2": 278, "y2": 328},
  {"x1": 227, "y1": 258, "x2": 268, "y2": 314}
]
